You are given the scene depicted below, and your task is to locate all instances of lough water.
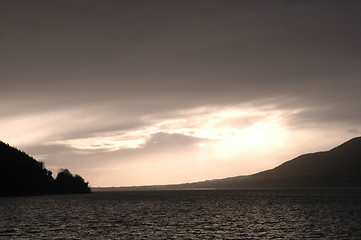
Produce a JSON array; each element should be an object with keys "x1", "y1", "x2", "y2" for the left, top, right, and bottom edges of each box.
[{"x1": 1, "y1": 189, "x2": 361, "y2": 239}]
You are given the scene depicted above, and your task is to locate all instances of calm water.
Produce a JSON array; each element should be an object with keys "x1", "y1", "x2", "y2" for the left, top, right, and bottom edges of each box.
[{"x1": 1, "y1": 189, "x2": 361, "y2": 239}]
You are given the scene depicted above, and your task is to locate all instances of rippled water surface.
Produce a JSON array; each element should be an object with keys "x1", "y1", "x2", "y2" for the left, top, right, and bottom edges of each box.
[{"x1": 1, "y1": 189, "x2": 361, "y2": 239}]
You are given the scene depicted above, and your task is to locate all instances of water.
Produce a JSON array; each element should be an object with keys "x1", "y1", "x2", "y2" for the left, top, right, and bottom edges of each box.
[{"x1": 1, "y1": 189, "x2": 361, "y2": 239}]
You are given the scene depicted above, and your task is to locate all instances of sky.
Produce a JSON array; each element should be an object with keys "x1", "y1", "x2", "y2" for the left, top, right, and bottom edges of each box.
[{"x1": 1, "y1": 0, "x2": 361, "y2": 187}]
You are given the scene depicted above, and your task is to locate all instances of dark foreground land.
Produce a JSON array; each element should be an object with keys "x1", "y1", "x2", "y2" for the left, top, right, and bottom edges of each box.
[{"x1": 0, "y1": 141, "x2": 90, "y2": 197}]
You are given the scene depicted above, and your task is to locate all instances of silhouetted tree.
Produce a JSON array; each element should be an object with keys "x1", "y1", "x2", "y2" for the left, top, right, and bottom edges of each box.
[{"x1": 55, "y1": 169, "x2": 91, "y2": 194}]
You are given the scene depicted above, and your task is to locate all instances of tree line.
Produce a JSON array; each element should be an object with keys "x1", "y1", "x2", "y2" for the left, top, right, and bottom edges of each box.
[{"x1": 0, "y1": 141, "x2": 91, "y2": 197}]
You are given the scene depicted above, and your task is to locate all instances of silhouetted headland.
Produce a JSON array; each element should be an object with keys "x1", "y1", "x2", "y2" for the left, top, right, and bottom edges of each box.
[
  {"x1": 95, "y1": 136, "x2": 361, "y2": 191},
  {"x1": 0, "y1": 141, "x2": 91, "y2": 197}
]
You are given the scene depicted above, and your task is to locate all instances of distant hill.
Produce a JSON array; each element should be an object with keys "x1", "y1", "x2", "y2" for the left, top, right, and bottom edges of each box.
[
  {"x1": 193, "y1": 136, "x2": 361, "y2": 189},
  {"x1": 244, "y1": 136, "x2": 361, "y2": 188},
  {"x1": 0, "y1": 141, "x2": 91, "y2": 197},
  {"x1": 96, "y1": 136, "x2": 361, "y2": 191}
]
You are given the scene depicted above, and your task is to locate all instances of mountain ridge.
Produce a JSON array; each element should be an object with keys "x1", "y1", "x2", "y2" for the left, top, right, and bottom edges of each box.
[{"x1": 212, "y1": 136, "x2": 361, "y2": 188}]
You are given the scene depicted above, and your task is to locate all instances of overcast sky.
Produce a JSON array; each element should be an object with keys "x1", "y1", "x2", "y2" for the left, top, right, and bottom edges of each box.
[{"x1": 1, "y1": 0, "x2": 360, "y2": 186}]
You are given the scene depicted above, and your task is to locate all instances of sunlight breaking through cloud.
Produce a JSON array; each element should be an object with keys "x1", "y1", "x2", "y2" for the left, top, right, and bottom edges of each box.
[{"x1": 54, "y1": 106, "x2": 287, "y2": 153}]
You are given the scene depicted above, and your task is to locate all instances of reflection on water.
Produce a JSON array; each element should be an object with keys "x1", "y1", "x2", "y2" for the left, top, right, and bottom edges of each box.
[{"x1": 1, "y1": 189, "x2": 361, "y2": 239}]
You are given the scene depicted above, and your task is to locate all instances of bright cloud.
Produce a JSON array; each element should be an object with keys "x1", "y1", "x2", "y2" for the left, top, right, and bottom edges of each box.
[{"x1": 53, "y1": 106, "x2": 288, "y2": 156}]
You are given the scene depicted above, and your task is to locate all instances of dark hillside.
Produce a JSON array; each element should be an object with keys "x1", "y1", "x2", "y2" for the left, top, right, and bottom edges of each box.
[
  {"x1": 215, "y1": 136, "x2": 361, "y2": 188},
  {"x1": 246, "y1": 137, "x2": 361, "y2": 188},
  {"x1": 0, "y1": 141, "x2": 55, "y2": 196},
  {"x1": 0, "y1": 141, "x2": 90, "y2": 197}
]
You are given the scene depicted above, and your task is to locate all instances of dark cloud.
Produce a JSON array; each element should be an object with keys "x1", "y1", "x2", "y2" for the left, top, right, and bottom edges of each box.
[
  {"x1": 22, "y1": 144, "x2": 75, "y2": 159},
  {"x1": 21, "y1": 132, "x2": 204, "y2": 172},
  {"x1": 1, "y1": 0, "x2": 360, "y2": 123},
  {"x1": 143, "y1": 133, "x2": 204, "y2": 150},
  {"x1": 1, "y1": 0, "x2": 360, "y2": 110}
]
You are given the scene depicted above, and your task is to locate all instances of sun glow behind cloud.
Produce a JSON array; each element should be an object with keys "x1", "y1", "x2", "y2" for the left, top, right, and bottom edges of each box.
[
  {"x1": 202, "y1": 118, "x2": 288, "y2": 159},
  {"x1": 54, "y1": 106, "x2": 289, "y2": 159},
  {"x1": 53, "y1": 106, "x2": 290, "y2": 186},
  {"x1": 85, "y1": 107, "x2": 293, "y2": 186}
]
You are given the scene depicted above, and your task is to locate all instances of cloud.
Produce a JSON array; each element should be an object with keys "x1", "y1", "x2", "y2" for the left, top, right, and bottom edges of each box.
[{"x1": 47, "y1": 106, "x2": 281, "y2": 151}]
